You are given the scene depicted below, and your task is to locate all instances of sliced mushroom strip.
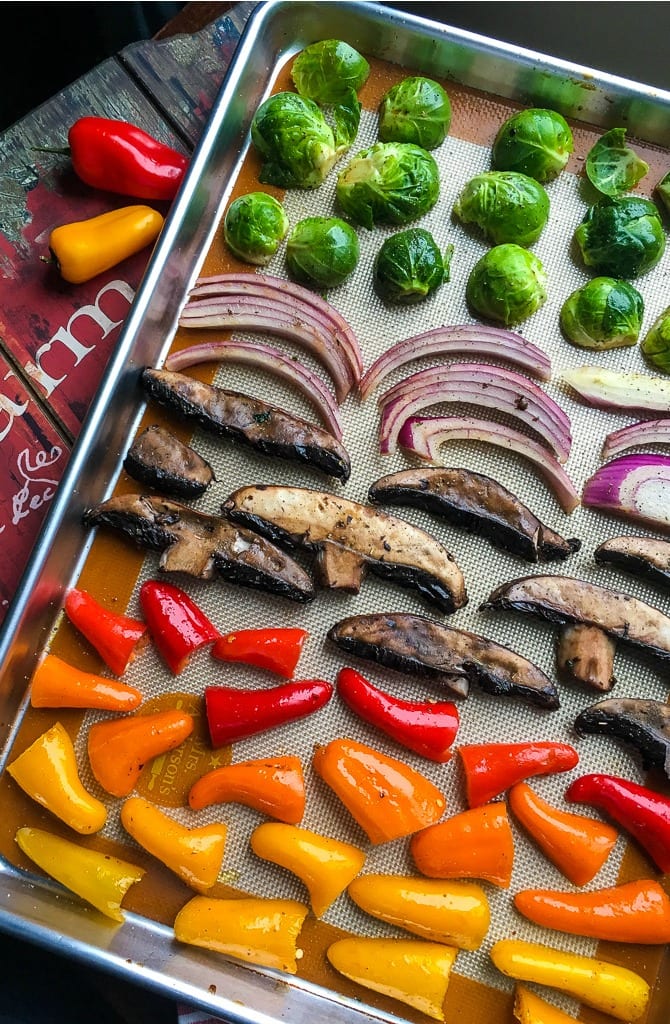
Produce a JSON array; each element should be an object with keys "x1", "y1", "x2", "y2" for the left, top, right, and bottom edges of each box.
[
  {"x1": 123, "y1": 424, "x2": 215, "y2": 499},
  {"x1": 575, "y1": 697, "x2": 670, "y2": 778},
  {"x1": 556, "y1": 624, "x2": 616, "y2": 692},
  {"x1": 82, "y1": 493, "x2": 315, "y2": 603},
  {"x1": 141, "y1": 368, "x2": 351, "y2": 482},
  {"x1": 595, "y1": 536, "x2": 670, "y2": 592},
  {"x1": 368, "y1": 467, "x2": 580, "y2": 563},
  {"x1": 222, "y1": 486, "x2": 467, "y2": 615},
  {"x1": 482, "y1": 574, "x2": 670, "y2": 661},
  {"x1": 327, "y1": 612, "x2": 559, "y2": 708}
]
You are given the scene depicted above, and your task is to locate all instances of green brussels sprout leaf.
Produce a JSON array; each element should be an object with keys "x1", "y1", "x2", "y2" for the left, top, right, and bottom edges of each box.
[
  {"x1": 285, "y1": 216, "x2": 360, "y2": 288},
  {"x1": 251, "y1": 92, "x2": 338, "y2": 189},
  {"x1": 492, "y1": 107, "x2": 574, "y2": 182},
  {"x1": 641, "y1": 305, "x2": 670, "y2": 373},
  {"x1": 453, "y1": 171, "x2": 549, "y2": 247},
  {"x1": 656, "y1": 171, "x2": 670, "y2": 216},
  {"x1": 378, "y1": 77, "x2": 451, "y2": 150},
  {"x1": 585, "y1": 128, "x2": 649, "y2": 197},
  {"x1": 223, "y1": 192, "x2": 289, "y2": 265},
  {"x1": 336, "y1": 142, "x2": 440, "y2": 229},
  {"x1": 331, "y1": 89, "x2": 362, "y2": 150},
  {"x1": 560, "y1": 277, "x2": 644, "y2": 350},
  {"x1": 574, "y1": 195, "x2": 665, "y2": 278},
  {"x1": 374, "y1": 228, "x2": 452, "y2": 304},
  {"x1": 466, "y1": 243, "x2": 547, "y2": 325},
  {"x1": 291, "y1": 40, "x2": 370, "y2": 103}
]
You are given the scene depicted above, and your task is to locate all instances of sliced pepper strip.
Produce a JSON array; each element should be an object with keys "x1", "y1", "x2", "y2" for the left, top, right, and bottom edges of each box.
[
  {"x1": 29, "y1": 653, "x2": 143, "y2": 711},
  {"x1": 211, "y1": 627, "x2": 308, "y2": 678},
  {"x1": 88, "y1": 709, "x2": 194, "y2": 797},
  {"x1": 205, "y1": 679, "x2": 332, "y2": 748},
  {"x1": 490, "y1": 938, "x2": 650, "y2": 1022},
  {"x1": 139, "y1": 579, "x2": 220, "y2": 675},
  {"x1": 64, "y1": 587, "x2": 148, "y2": 676},
  {"x1": 336, "y1": 666, "x2": 459, "y2": 762},
  {"x1": 49, "y1": 204, "x2": 164, "y2": 285},
  {"x1": 188, "y1": 756, "x2": 305, "y2": 824},
  {"x1": 514, "y1": 984, "x2": 584, "y2": 1024},
  {"x1": 410, "y1": 802, "x2": 514, "y2": 888},
  {"x1": 459, "y1": 741, "x2": 579, "y2": 807},
  {"x1": 508, "y1": 780, "x2": 617, "y2": 886},
  {"x1": 16, "y1": 826, "x2": 144, "y2": 922}
]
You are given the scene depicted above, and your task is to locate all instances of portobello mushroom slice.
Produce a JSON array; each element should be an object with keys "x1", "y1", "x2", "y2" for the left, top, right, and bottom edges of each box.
[
  {"x1": 123, "y1": 424, "x2": 215, "y2": 499},
  {"x1": 327, "y1": 612, "x2": 559, "y2": 708},
  {"x1": 141, "y1": 367, "x2": 351, "y2": 482},
  {"x1": 482, "y1": 574, "x2": 670, "y2": 661},
  {"x1": 575, "y1": 697, "x2": 670, "y2": 778},
  {"x1": 368, "y1": 467, "x2": 580, "y2": 563},
  {"x1": 595, "y1": 536, "x2": 670, "y2": 591},
  {"x1": 222, "y1": 485, "x2": 467, "y2": 615},
  {"x1": 556, "y1": 624, "x2": 616, "y2": 692},
  {"x1": 82, "y1": 493, "x2": 314, "y2": 603}
]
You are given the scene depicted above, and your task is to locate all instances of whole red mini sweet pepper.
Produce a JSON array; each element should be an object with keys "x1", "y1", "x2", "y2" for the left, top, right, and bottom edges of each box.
[
  {"x1": 336, "y1": 667, "x2": 459, "y2": 762},
  {"x1": 67, "y1": 116, "x2": 189, "y2": 200},
  {"x1": 565, "y1": 772, "x2": 670, "y2": 874},
  {"x1": 205, "y1": 680, "x2": 333, "y2": 748},
  {"x1": 459, "y1": 741, "x2": 579, "y2": 807},
  {"x1": 64, "y1": 587, "x2": 148, "y2": 676},
  {"x1": 139, "y1": 579, "x2": 220, "y2": 675},
  {"x1": 212, "y1": 628, "x2": 308, "y2": 678}
]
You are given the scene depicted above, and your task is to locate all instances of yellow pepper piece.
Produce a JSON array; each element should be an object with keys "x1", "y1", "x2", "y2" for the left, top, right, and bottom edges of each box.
[
  {"x1": 16, "y1": 826, "x2": 144, "y2": 922},
  {"x1": 348, "y1": 874, "x2": 490, "y2": 951},
  {"x1": 7, "y1": 722, "x2": 107, "y2": 834},
  {"x1": 490, "y1": 939, "x2": 650, "y2": 1022},
  {"x1": 327, "y1": 937, "x2": 457, "y2": 1022},
  {"x1": 250, "y1": 822, "x2": 366, "y2": 916},
  {"x1": 514, "y1": 984, "x2": 577, "y2": 1024},
  {"x1": 173, "y1": 895, "x2": 308, "y2": 974},
  {"x1": 49, "y1": 204, "x2": 164, "y2": 284},
  {"x1": 120, "y1": 797, "x2": 227, "y2": 892}
]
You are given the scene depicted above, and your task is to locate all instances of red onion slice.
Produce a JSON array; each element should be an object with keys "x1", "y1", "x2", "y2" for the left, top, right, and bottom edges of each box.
[
  {"x1": 563, "y1": 366, "x2": 670, "y2": 414},
  {"x1": 583, "y1": 453, "x2": 670, "y2": 531},
  {"x1": 602, "y1": 418, "x2": 670, "y2": 460},
  {"x1": 164, "y1": 340, "x2": 343, "y2": 439},
  {"x1": 378, "y1": 362, "x2": 572, "y2": 461},
  {"x1": 399, "y1": 415, "x2": 580, "y2": 514},
  {"x1": 359, "y1": 324, "x2": 552, "y2": 398}
]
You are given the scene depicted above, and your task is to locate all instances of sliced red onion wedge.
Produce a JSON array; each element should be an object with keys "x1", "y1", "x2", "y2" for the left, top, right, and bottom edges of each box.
[
  {"x1": 378, "y1": 362, "x2": 572, "y2": 461},
  {"x1": 359, "y1": 324, "x2": 552, "y2": 398},
  {"x1": 399, "y1": 415, "x2": 580, "y2": 514},
  {"x1": 563, "y1": 366, "x2": 670, "y2": 414},
  {"x1": 583, "y1": 453, "x2": 670, "y2": 531},
  {"x1": 602, "y1": 418, "x2": 670, "y2": 460},
  {"x1": 164, "y1": 339, "x2": 343, "y2": 440}
]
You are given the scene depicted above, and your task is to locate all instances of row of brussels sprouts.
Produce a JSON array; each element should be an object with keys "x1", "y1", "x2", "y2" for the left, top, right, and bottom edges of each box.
[{"x1": 222, "y1": 39, "x2": 670, "y2": 366}]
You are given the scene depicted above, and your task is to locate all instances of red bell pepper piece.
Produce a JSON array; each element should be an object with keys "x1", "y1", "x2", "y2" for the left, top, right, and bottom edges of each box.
[
  {"x1": 64, "y1": 588, "x2": 148, "y2": 676},
  {"x1": 205, "y1": 680, "x2": 333, "y2": 748},
  {"x1": 459, "y1": 741, "x2": 579, "y2": 807},
  {"x1": 212, "y1": 628, "x2": 308, "y2": 678},
  {"x1": 68, "y1": 117, "x2": 189, "y2": 201},
  {"x1": 565, "y1": 772, "x2": 670, "y2": 873},
  {"x1": 336, "y1": 667, "x2": 459, "y2": 762},
  {"x1": 139, "y1": 579, "x2": 220, "y2": 675}
]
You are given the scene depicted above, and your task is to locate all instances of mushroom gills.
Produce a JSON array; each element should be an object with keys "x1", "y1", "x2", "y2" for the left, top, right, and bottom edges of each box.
[
  {"x1": 575, "y1": 697, "x2": 670, "y2": 778},
  {"x1": 595, "y1": 535, "x2": 670, "y2": 591},
  {"x1": 123, "y1": 424, "x2": 215, "y2": 499}
]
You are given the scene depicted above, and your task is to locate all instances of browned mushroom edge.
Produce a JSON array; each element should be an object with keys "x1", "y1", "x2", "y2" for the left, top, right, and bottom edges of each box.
[{"x1": 575, "y1": 696, "x2": 670, "y2": 778}]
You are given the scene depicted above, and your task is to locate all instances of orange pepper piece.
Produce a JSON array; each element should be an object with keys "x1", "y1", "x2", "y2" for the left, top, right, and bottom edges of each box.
[
  {"x1": 312, "y1": 737, "x2": 446, "y2": 845},
  {"x1": 188, "y1": 756, "x2": 305, "y2": 824},
  {"x1": 410, "y1": 802, "x2": 514, "y2": 887},
  {"x1": 508, "y1": 781, "x2": 617, "y2": 886},
  {"x1": 30, "y1": 653, "x2": 143, "y2": 711},
  {"x1": 87, "y1": 709, "x2": 194, "y2": 797}
]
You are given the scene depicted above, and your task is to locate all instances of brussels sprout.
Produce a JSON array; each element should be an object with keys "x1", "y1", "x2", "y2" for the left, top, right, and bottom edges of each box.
[
  {"x1": 560, "y1": 277, "x2": 644, "y2": 350},
  {"x1": 585, "y1": 128, "x2": 649, "y2": 198},
  {"x1": 453, "y1": 171, "x2": 549, "y2": 247},
  {"x1": 656, "y1": 171, "x2": 670, "y2": 216},
  {"x1": 466, "y1": 244, "x2": 547, "y2": 325},
  {"x1": 378, "y1": 77, "x2": 451, "y2": 150},
  {"x1": 336, "y1": 142, "x2": 440, "y2": 229},
  {"x1": 251, "y1": 92, "x2": 339, "y2": 189},
  {"x1": 641, "y1": 306, "x2": 670, "y2": 373},
  {"x1": 492, "y1": 108, "x2": 574, "y2": 182},
  {"x1": 223, "y1": 192, "x2": 289, "y2": 265},
  {"x1": 291, "y1": 40, "x2": 370, "y2": 103},
  {"x1": 574, "y1": 195, "x2": 665, "y2": 278},
  {"x1": 374, "y1": 228, "x2": 452, "y2": 304},
  {"x1": 285, "y1": 216, "x2": 360, "y2": 288}
]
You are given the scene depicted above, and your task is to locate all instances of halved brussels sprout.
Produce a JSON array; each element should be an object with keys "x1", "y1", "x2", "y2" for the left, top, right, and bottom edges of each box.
[
  {"x1": 336, "y1": 142, "x2": 440, "y2": 229},
  {"x1": 453, "y1": 171, "x2": 549, "y2": 246},
  {"x1": 466, "y1": 244, "x2": 547, "y2": 325},
  {"x1": 560, "y1": 277, "x2": 644, "y2": 350},
  {"x1": 251, "y1": 92, "x2": 339, "y2": 189},
  {"x1": 641, "y1": 306, "x2": 670, "y2": 373},
  {"x1": 378, "y1": 77, "x2": 451, "y2": 150},
  {"x1": 285, "y1": 216, "x2": 360, "y2": 288},
  {"x1": 374, "y1": 228, "x2": 452, "y2": 304},
  {"x1": 492, "y1": 108, "x2": 574, "y2": 182},
  {"x1": 574, "y1": 195, "x2": 665, "y2": 278},
  {"x1": 223, "y1": 192, "x2": 289, "y2": 265},
  {"x1": 291, "y1": 40, "x2": 370, "y2": 103},
  {"x1": 656, "y1": 171, "x2": 670, "y2": 216},
  {"x1": 585, "y1": 128, "x2": 649, "y2": 198}
]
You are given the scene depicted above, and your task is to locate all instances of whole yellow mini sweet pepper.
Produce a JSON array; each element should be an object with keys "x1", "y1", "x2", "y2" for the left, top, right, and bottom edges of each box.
[
  {"x1": 120, "y1": 796, "x2": 227, "y2": 892},
  {"x1": 173, "y1": 895, "x2": 309, "y2": 973},
  {"x1": 327, "y1": 936, "x2": 457, "y2": 1022},
  {"x1": 48, "y1": 204, "x2": 164, "y2": 284},
  {"x1": 7, "y1": 721, "x2": 107, "y2": 834},
  {"x1": 16, "y1": 826, "x2": 144, "y2": 922},
  {"x1": 514, "y1": 984, "x2": 577, "y2": 1024},
  {"x1": 490, "y1": 939, "x2": 650, "y2": 1022},
  {"x1": 250, "y1": 822, "x2": 366, "y2": 916}
]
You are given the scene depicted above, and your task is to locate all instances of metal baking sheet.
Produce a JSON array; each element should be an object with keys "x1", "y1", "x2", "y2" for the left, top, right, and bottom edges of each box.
[{"x1": 1, "y1": 2, "x2": 670, "y2": 1022}]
